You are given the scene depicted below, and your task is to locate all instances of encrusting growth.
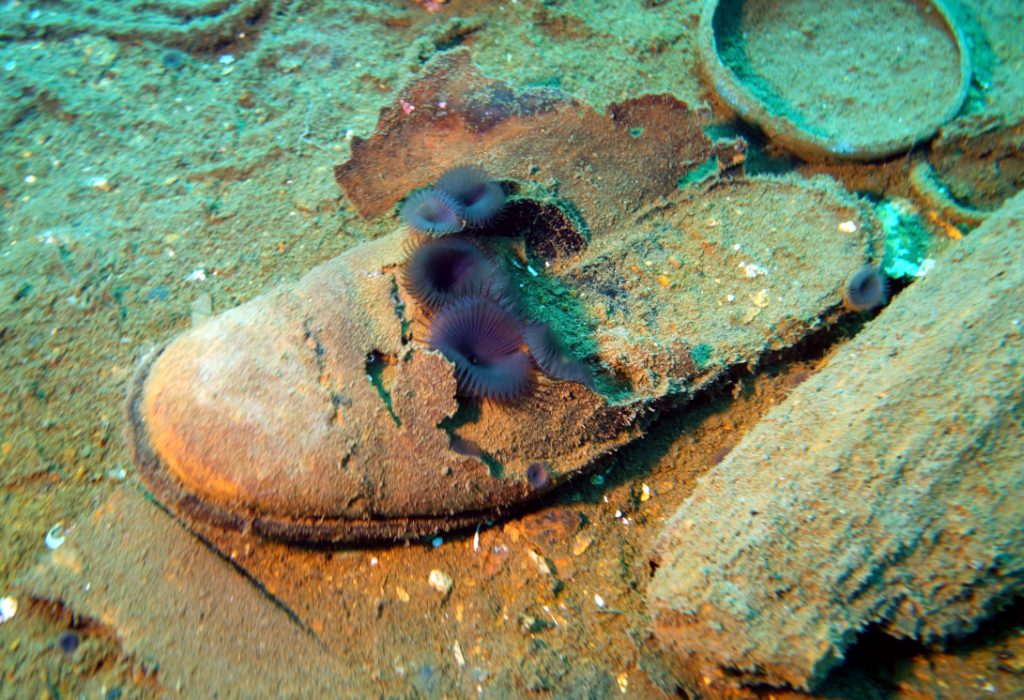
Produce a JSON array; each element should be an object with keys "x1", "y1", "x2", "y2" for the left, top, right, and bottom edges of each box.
[{"x1": 400, "y1": 166, "x2": 593, "y2": 402}]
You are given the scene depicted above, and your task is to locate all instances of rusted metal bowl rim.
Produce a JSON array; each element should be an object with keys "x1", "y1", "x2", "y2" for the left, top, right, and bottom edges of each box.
[{"x1": 698, "y1": 0, "x2": 972, "y2": 162}]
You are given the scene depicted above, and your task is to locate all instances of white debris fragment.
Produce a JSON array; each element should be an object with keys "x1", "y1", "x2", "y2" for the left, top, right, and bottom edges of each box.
[
  {"x1": 473, "y1": 524, "x2": 481, "y2": 553},
  {"x1": 186, "y1": 268, "x2": 206, "y2": 282},
  {"x1": 528, "y1": 549, "x2": 552, "y2": 576},
  {"x1": 88, "y1": 176, "x2": 111, "y2": 191},
  {"x1": 617, "y1": 671, "x2": 629, "y2": 694},
  {"x1": 640, "y1": 483, "x2": 651, "y2": 502},
  {"x1": 105, "y1": 466, "x2": 127, "y2": 481},
  {"x1": 453, "y1": 641, "x2": 466, "y2": 667},
  {"x1": 0, "y1": 596, "x2": 16, "y2": 624},
  {"x1": 218, "y1": 54, "x2": 235, "y2": 65},
  {"x1": 45, "y1": 524, "x2": 65, "y2": 550},
  {"x1": 915, "y1": 258, "x2": 936, "y2": 277},
  {"x1": 526, "y1": 265, "x2": 538, "y2": 277},
  {"x1": 838, "y1": 220, "x2": 858, "y2": 233},
  {"x1": 428, "y1": 569, "x2": 453, "y2": 597},
  {"x1": 738, "y1": 261, "x2": 768, "y2": 278},
  {"x1": 726, "y1": 293, "x2": 736, "y2": 303},
  {"x1": 594, "y1": 593, "x2": 606, "y2": 609}
]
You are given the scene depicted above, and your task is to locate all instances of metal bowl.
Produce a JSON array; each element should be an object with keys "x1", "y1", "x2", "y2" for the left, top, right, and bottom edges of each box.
[{"x1": 699, "y1": 0, "x2": 971, "y2": 161}]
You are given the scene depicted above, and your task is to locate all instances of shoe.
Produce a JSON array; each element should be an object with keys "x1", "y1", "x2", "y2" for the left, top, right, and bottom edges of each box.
[{"x1": 128, "y1": 53, "x2": 873, "y2": 543}]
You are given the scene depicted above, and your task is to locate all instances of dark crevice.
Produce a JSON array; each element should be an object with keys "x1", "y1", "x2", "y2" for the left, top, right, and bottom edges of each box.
[
  {"x1": 440, "y1": 407, "x2": 506, "y2": 478},
  {"x1": 388, "y1": 276, "x2": 411, "y2": 343},
  {"x1": 366, "y1": 351, "x2": 400, "y2": 426},
  {"x1": 430, "y1": 19, "x2": 483, "y2": 54},
  {"x1": 303, "y1": 318, "x2": 348, "y2": 424},
  {"x1": 704, "y1": 120, "x2": 800, "y2": 175},
  {"x1": 550, "y1": 302, "x2": 889, "y2": 510},
  {"x1": 466, "y1": 190, "x2": 589, "y2": 268}
]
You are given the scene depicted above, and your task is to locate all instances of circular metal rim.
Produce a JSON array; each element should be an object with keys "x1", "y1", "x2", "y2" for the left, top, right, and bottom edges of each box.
[{"x1": 698, "y1": 0, "x2": 972, "y2": 162}]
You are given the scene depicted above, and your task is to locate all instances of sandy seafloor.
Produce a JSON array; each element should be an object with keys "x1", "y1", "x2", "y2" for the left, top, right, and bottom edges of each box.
[{"x1": 0, "y1": 0, "x2": 1023, "y2": 698}]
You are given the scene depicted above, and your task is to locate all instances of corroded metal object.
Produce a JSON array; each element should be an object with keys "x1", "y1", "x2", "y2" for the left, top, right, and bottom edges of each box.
[
  {"x1": 649, "y1": 192, "x2": 1024, "y2": 694},
  {"x1": 128, "y1": 53, "x2": 872, "y2": 543},
  {"x1": 698, "y1": 0, "x2": 970, "y2": 161}
]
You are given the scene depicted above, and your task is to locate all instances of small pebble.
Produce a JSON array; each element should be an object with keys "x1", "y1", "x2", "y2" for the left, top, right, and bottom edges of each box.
[
  {"x1": 738, "y1": 261, "x2": 768, "y2": 278},
  {"x1": 572, "y1": 532, "x2": 593, "y2": 556},
  {"x1": 428, "y1": 569, "x2": 453, "y2": 597},
  {"x1": 528, "y1": 550, "x2": 552, "y2": 576},
  {"x1": 105, "y1": 466, "x2": 127, "y2": 482},
  {"x1": 617, "y1": 672, "x2": 628, "y2": 694},
  {"x1": 88, "y1": 176, "x2": 111, "y2": 191},
  {"x1": 0, "y1": 596, "x2": 17, "y2": 624},
  {"x1": 520, "y1": 615, "x2": 551, "y2": 633}
]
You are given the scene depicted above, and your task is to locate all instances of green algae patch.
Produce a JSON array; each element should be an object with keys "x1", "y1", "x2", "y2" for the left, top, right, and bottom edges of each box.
[
  {"x1": 878, "y1": 198, "x2": 939, "y2": 279},
  {"x1": 691, "y1": 343, "x2": 713, "y2": 370},
  {"x1": 677, "y1": 158, "x2": 719, "y2": 190}
]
